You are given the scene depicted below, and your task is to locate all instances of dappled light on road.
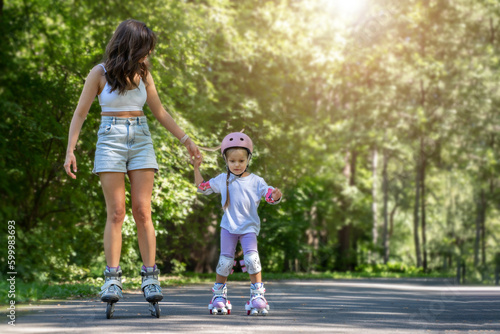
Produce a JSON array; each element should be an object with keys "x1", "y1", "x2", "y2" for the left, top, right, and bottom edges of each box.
[{"x1": 2, "y1": 280, "x2": 500, "y2": 333}]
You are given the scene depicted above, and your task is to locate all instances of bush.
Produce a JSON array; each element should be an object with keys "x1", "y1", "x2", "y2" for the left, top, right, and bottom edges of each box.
[{"x1": 355, "y1": 263, "x2": 424, "y2": 275}]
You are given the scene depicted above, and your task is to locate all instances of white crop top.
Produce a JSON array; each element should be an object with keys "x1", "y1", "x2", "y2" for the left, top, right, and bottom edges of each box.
[{"x1": 98, "y1": 64, "x2": 147, "y2": 112}]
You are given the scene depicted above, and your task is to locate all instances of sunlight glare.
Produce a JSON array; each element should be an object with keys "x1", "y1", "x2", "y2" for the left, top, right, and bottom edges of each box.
[{"x1": 331, "y1": 0, "x2": 366, "y2": 16}]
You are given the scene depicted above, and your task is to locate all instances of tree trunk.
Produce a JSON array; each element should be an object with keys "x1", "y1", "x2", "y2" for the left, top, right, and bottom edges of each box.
[
  {"x1": 420, "y1": 138, "x2": 427, "y2": 272},
  {"x1": 337, "y1": 151, "x2": 357, "y2": 271},
  {"x1": 337, "y1": 226, "x2": 351, "y2": 270},
  {"x1": 349, "y1": 151, "x2": 358, "y2": 270},
  {"x1": 389, "y1": 203, "x2": 398, "y2": 238},
  {"x1": 480, "y1": 189, "x2": 486, "y2": 266},
  {"x1": 284, "y1": 252, "x2": 291, "y2": 272},
  {"x1": 382, "y1": 148, "x2": 389, "y2": 264},
  {"x1": 195, "y1": 212, "x2": 219, "y2": 273},
  {"x1": 474, "y1": 191, "x2": 482, "y2": 267},
  {"x1": 413, "y1": 150, "x2": 422, "y2": 268},
  {"x1": 307, "y1": 205, "x2": 318, "y2": 272},
  {"x1": 474, "y1": 189, "x2": 487, "y2": 268},
  {"x1": 372, "y1": 149, "x2": 379, "y2": 253}
]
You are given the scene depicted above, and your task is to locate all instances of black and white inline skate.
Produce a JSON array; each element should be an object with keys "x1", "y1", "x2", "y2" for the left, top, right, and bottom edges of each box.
[
  {"x1": 141, "y1": 266, "x2": 163, "y2": 318},
  {"x1": 100, "y1": 267, "x2": 123, "y2": 319},
  {"x1": 245, "y1": 283, "x2": 269, "y2": 316},
  {"x1": 208, "y1": 283, "x2": 232, "y2": 315}
]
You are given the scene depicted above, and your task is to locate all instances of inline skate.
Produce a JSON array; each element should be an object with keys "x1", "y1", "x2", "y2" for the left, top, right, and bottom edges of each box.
[
  {"x1": 100, "y1": 266, "x2": 123, "y2": 319},
  {"x1": 141, "y1": 265, "x2": 163, "y2": 318}
]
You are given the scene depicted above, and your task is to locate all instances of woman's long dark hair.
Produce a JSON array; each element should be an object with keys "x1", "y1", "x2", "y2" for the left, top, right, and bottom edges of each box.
[{"x1": 104, "y1": 19, "x2": 156, "y2": 95}]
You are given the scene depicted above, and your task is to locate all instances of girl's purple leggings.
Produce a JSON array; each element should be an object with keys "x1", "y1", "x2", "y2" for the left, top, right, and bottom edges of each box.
[{"x1": 220, "y1": 228, "x2": 258, "y2": 258}]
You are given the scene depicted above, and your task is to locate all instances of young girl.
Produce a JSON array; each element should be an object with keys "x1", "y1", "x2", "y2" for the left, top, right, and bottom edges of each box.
[
  {"x1": 63, "y1": 19, "x2": 201, "y2": 318},
  {"x1": 194, "y1": 132, "x2": 282, "y2": 316}
]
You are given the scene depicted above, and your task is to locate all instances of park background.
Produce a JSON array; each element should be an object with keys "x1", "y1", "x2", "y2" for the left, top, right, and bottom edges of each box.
[{"x1": 2, "y1": 0, "x2": 500, "y2": 294}]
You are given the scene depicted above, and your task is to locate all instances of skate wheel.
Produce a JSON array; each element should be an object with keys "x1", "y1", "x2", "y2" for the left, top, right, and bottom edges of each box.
[
  {"x1": 154, "y1": 303, "x2": 161, "y2": 318},
  {"x1": 151, "y1": 302, "x2": 160, "y2": 318},
  {"x1": 106, "y1": 303, "x2": 115, "y2": 319}
]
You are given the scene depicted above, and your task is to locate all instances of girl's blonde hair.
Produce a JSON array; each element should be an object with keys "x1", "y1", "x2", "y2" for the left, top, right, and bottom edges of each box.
[{"x1": 223, "y1": 148, "x2": 249, "y2": 210}]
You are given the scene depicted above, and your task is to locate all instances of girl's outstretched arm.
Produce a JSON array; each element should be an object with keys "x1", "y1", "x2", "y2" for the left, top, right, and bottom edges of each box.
[
  {"x1": 193, "y1": 155, "x2": 204, "y2": 187},
  {"x1": 193, "y1": 156, "x2": 217, "y2": 195}
]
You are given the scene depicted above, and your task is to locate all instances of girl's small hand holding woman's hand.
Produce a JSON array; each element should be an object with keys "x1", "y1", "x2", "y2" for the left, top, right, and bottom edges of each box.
[
  {"x1": 272, "y1": 188, "x2": 282, "y2": 201},
  {"x1": 193, "y1": 153, "x2": 203, "y2": 169}
]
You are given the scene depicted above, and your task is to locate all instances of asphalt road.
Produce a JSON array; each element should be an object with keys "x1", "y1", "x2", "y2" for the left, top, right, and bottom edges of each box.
[{"x1": 2, "y1": 278, "x2": 500, "y2": 333}]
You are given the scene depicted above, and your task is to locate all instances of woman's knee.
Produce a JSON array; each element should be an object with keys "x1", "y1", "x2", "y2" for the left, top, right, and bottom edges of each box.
[
  {"x1": 132, "y1": 204, "x2": 151, "y2": 225},
  {"x1": 107, "y1": 207, "x2": 126, "y2": 225}
]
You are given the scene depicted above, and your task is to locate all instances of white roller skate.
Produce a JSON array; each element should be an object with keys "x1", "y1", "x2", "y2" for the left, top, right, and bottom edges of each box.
[
  {"x1": 141, "y1": 265, "x2": 163, "y2": 318},
  {"x1": 208, "y1": 283, "x2": 232, "y2": 315},
  {"x1": 100, "y1": 267, "x2": 123, "y2": 319},
  {"x1": 245, "y1": 283, "x2": 269, "y2": 316}
]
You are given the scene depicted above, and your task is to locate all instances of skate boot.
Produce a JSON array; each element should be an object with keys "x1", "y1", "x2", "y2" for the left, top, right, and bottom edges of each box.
[
  {"x1": 141, "y1": 265, "x2": 163, "y2": 318},
  {"x1": 245, "y1": 283, "x2": 269, "y2": 316},
  {"x1": 208, "y1": 283, "x2": 232, "y2": 315},
  {"x1": 100, "y1": 266, "x2": 123, "y2": 319}
]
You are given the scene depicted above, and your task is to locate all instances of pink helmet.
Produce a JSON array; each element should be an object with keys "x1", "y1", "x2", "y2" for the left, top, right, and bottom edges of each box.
[{"x1": 220, "y1": 132, "x2": 253, "y2": 156}]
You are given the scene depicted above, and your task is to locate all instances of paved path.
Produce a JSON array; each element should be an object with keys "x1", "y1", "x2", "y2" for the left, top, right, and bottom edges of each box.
[{"x1": 2, "y1": 279, "x2": 500, "y2": 333}]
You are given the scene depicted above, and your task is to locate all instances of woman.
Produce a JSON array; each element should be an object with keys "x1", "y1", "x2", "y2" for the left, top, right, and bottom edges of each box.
[{"x1": 63, "y1": 19, "x2": 201, "y2": 311}]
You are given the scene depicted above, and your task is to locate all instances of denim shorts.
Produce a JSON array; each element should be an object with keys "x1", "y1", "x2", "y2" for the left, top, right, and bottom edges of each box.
[{"x1": 92, "y1": 116, "x2": 159, "y2": 175}]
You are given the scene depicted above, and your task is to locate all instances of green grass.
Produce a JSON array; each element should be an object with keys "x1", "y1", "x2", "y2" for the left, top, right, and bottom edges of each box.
[
  {"x1": 0, "y1": 281, "x2": 99, "y2": 305},
  {"x1": 0, "y1": 270, "x2": 457, "y2": 307}
]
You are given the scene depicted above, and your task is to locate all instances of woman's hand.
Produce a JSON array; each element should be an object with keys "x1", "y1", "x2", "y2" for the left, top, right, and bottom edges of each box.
[
  {"x1": 64, "y1": 152, "x2": 77, "y2": 179},
  {"x1": 185, "y1": 138, "x2": 202, "y2": 165},
  {"x1": 272, "y1": 188, "x2": 282, "y2": 201}
]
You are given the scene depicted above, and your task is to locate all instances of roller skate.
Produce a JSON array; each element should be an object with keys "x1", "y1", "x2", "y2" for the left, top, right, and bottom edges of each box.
[
  {"x1": 208, "y1": 283, "x2": 232, "y2": 315},
  {"x1": 245, "y1": 283, "x2": 269, "y2": 316},
  {"x1": 100, "y1": 266, "x2": 123, "y2": 319},
  {"x1": 141, "y1": 265, "x2": 163, "y2": 318}
]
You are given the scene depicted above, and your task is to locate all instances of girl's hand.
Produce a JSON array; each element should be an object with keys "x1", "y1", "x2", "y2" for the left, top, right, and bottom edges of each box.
[
  {"x1": 272, "y1": 187, "x2": 282, "y2": 201},
  {"x1": 193, "y1": 152, "x2": 203, "y2": 168},
  {"x1": 64, "y1": 152, "x2": 77, "y2": 179},
  {"x1": 185, "y1": 138, "x2": 202, "y2": 165}
]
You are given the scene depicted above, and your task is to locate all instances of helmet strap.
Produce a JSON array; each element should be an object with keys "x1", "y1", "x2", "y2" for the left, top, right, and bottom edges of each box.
[{"x1": 226, "y1": 165, "x2": 246, "y2": 177}]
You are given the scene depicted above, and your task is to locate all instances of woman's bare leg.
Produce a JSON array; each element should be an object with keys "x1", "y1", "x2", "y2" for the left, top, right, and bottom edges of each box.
[
  {"x1": 100, "y1": 172, "x2": 127, "y2": 267},
  {"x1": 128, "y1": 169, "x2": 156, "y2": 267}
]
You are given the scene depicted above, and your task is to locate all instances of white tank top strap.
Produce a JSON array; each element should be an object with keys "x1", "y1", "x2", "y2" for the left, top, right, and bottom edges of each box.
[{"x1": 98, "y1": 63, "x2": 107, "y2": 73}]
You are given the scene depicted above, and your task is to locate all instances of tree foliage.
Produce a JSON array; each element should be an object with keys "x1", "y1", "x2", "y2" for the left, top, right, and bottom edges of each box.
[{"x1": 2, "y1": 0, "x2": 500, "y2": 283}]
